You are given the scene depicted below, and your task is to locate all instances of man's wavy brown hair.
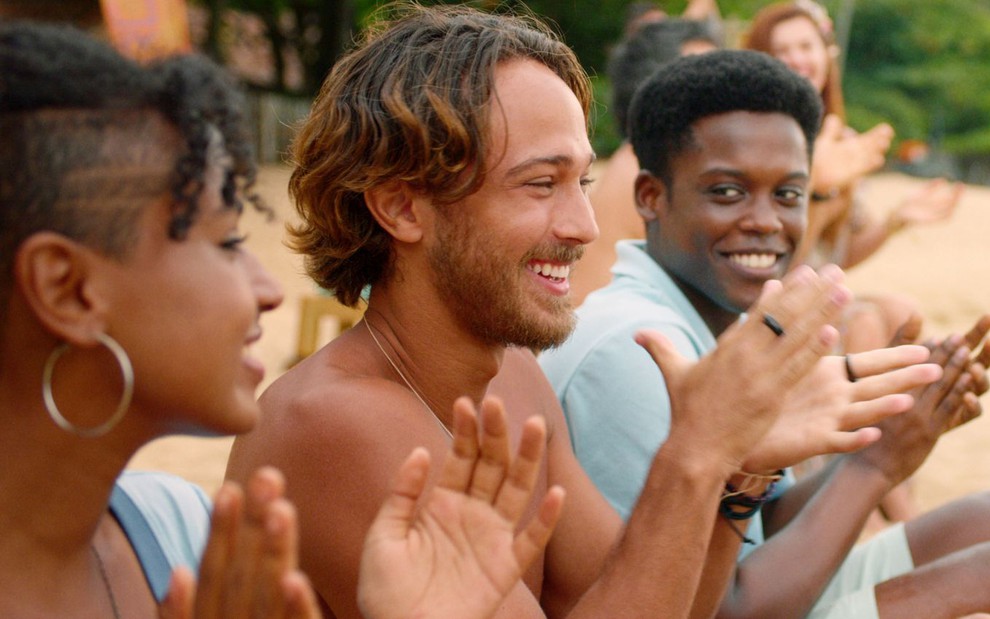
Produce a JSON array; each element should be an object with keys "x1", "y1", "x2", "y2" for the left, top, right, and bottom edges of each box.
[{"x1": 288, "y1": 2, "x2": 591, "y2": 306}]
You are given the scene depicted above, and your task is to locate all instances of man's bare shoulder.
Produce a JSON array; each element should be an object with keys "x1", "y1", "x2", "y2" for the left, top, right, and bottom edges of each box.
[
  {"x1": 254, "y1": 347, "x2": 377, "y2": 434},
  {"x1": 234, "y1": 333, "x2": 466, "y2": 475},
  {"x1": 227, "y1": 336, "x2": 465, "y2": 618},
  {"x1": 227, "y1": 336, "x2": 446, "y2": 483}
]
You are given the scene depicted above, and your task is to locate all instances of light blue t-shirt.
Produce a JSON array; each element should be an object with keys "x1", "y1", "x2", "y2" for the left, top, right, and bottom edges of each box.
[
  {"x1": 111, "y1": 470, "x2": 211, "y2": 601},
  {"x1": 541, "y1": 240, "x2": 790, "y2": 550}
]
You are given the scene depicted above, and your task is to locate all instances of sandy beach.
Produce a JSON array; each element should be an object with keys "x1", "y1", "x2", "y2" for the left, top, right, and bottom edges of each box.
[{"x1": 128, "y1": 164, "x2": 990, "y2": 515}]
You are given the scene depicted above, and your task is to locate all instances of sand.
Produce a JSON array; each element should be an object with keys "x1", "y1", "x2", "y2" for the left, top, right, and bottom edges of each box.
[{"x1": 128, "y1": 165, "x2": 990, "y2": 514}]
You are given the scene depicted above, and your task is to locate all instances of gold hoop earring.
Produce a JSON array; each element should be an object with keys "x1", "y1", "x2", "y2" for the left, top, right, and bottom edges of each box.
[{"x1": 42, "y1": 332, "x2": 134, "y2": 438}]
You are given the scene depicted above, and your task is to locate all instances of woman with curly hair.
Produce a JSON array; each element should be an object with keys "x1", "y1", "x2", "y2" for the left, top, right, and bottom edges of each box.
[{"x1": 0, "y1": 21, "x2": 559, "y2": 619}]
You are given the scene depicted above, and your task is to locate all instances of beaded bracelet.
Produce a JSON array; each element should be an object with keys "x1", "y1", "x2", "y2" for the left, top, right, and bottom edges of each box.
[
  {"x1": 721, "y1": 470, "x2": 785, "y2": 501},
  {"x1": 719, "y1": 499, "x2": 761, "y2": 521},
  {"x1": 718, "y1": 470, "x2": 785, "y2": 544}
]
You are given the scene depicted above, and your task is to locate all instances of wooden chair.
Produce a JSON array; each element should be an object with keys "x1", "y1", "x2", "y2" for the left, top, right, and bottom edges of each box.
[{"x1": 293, "y1": 294, "x2": 365, "y2": 365}]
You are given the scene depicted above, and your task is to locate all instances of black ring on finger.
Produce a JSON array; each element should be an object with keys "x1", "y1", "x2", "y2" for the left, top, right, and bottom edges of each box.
[
  {"x1": 762, "y1": 313, "x2": 785, "y2": 337},
  {"x1": 845, "y1": 354, "x2": 858, "y2": 383}
]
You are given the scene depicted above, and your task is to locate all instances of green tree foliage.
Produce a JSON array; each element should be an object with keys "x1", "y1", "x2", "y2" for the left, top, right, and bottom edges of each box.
[
  {"x1": 195, "y1": 0, "x2": 355, "y2": 93},
  {"x1": 842, "y1": 0, "x2": 990, "y2": 166},
  {"x1": 573, "y1": 0, "x2": 990, "y2": 168},
  {"x1": 204, "y1": 0, "x2": 990, "y2": 169}
]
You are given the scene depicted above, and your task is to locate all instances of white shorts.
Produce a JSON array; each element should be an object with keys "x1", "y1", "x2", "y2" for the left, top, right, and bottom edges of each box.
[{"x1": 807, "y1": 523, "x2": 914, "y2": 619}]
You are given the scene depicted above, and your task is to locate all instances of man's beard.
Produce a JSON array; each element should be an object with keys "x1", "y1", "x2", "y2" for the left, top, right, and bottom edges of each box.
[{"x1": 428, "y1": 214, "x2": 579, "y2": 351}]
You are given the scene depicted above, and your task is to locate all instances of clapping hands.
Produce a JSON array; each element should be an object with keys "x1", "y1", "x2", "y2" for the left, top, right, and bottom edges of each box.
[
  {"x1": 636, "y1": 264, "x2": 851, "y2": 475},
  {"x1": 812, "y1": 115, "x2": 893, "y2": 193},
  {"x1": 852, "y1": 314, "x2": 990, "y2": 487},
  {"x1": 887, "y1": 178, "x2": 965, "y2": 233},
  {"x1": 160, "y1": 468, "x2": 321, "y2": 619},
  {"x1": 741, "y1": 344, "x2": 940, "y2": 473},
  {"x1": 358, "y1": 396, "x2": 565, "y2": 619},
  {"x1": 162, "y1": 396, "x2": 565, "y2": 619}
]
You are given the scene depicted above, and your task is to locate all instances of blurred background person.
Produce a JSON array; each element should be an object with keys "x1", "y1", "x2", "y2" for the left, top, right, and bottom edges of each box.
[
  {"x1": 571, "y1": 2, "x2": 722, "y2": 305},
  {"x1": 743, "y1": 0, "x2": 965, "y2": 532},
  {"x1": 0, "y1": 21, "x2": 560, "y2": 619}
]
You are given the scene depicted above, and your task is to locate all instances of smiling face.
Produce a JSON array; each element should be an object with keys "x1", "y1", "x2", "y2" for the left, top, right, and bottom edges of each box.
[
  {"x1": 641, "y1": 111, "x2": 808, "y2": 333},
  {"x1": 428, "y1": 58, "x2": 598, "y2": 350},
  {"x1": 101, "y1": 135, "x2": 283, "y2": 436},
  {"x1": 769, "y1": 15, "x2": 831, "y2": 94}
]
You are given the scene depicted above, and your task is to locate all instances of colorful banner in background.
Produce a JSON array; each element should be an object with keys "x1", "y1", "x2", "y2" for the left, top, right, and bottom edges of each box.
[{"x1": 100, "y1": 0, "x2": 191, "y2": 62}]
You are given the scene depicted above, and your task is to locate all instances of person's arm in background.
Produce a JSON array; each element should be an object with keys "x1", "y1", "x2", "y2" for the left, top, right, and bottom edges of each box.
[
  {"x1": 839, "y1": 178, "x2": 964, "y2": 269},
  {"x1": 713, "y1": 318, "x2": 990, "y2": 619},
  {"x1": 810, "y1": 117, "x2": 891, "y2": 199},
  {"x1": 571, "y1": 145, "x2": 643, "y2": 306},
  {"x1": 683, "y1": 0, "x2": 720, "y2": 21},
  {"x1": 690, "y1": 342, "x2": 940, "y2": 619}
]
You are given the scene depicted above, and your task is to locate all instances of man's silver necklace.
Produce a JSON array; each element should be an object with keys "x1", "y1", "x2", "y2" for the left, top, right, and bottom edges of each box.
[
  {"x1": 364, "y1": 320, "x2": 453, "y2": 439},
  {"x1": 91, "y1": 543, "x2": 121, "y2": 619}
]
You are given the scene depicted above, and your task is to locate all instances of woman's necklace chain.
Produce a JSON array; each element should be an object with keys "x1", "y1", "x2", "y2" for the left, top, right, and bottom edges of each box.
[
  {"x1": 91, "y1": 543, "x2": 121, "y2": 619},
  {"x1": 364, "y1": 320, "x2": 453, "y2": 439}
]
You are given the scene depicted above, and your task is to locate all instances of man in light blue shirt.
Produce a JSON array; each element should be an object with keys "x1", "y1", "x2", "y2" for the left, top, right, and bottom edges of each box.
[{"x1": 542, "y1": 49, "x2": 990, "y2": 619}]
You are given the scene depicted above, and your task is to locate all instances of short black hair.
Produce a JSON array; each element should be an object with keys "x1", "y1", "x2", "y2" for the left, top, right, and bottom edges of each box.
[
  {"x1": 607, "y1": 18, "x2": 721, "y2": 139},
  {"x1": 629, "y1": 49, "x2": 822, "y2": 185},
  {"x1": 0, "y1": 21, "x2": 261, "y2": 314}
]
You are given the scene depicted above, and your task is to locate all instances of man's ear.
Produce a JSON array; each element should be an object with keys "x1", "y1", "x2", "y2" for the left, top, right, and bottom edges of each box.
[
  {"x1": 634, "y1": 170, "x2": 670, "y2": 224},
  {"x1": 364, "y1": 180, "x2": 426, "y2": 244},
  {"x1": 13, "y1": 232, "x2": 108, "y2": 344}
]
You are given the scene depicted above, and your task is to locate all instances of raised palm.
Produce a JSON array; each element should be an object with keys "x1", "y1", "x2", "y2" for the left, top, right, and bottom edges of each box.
[{"x1": 358, "y1": 397, "x2": 564, "y2": 619}]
